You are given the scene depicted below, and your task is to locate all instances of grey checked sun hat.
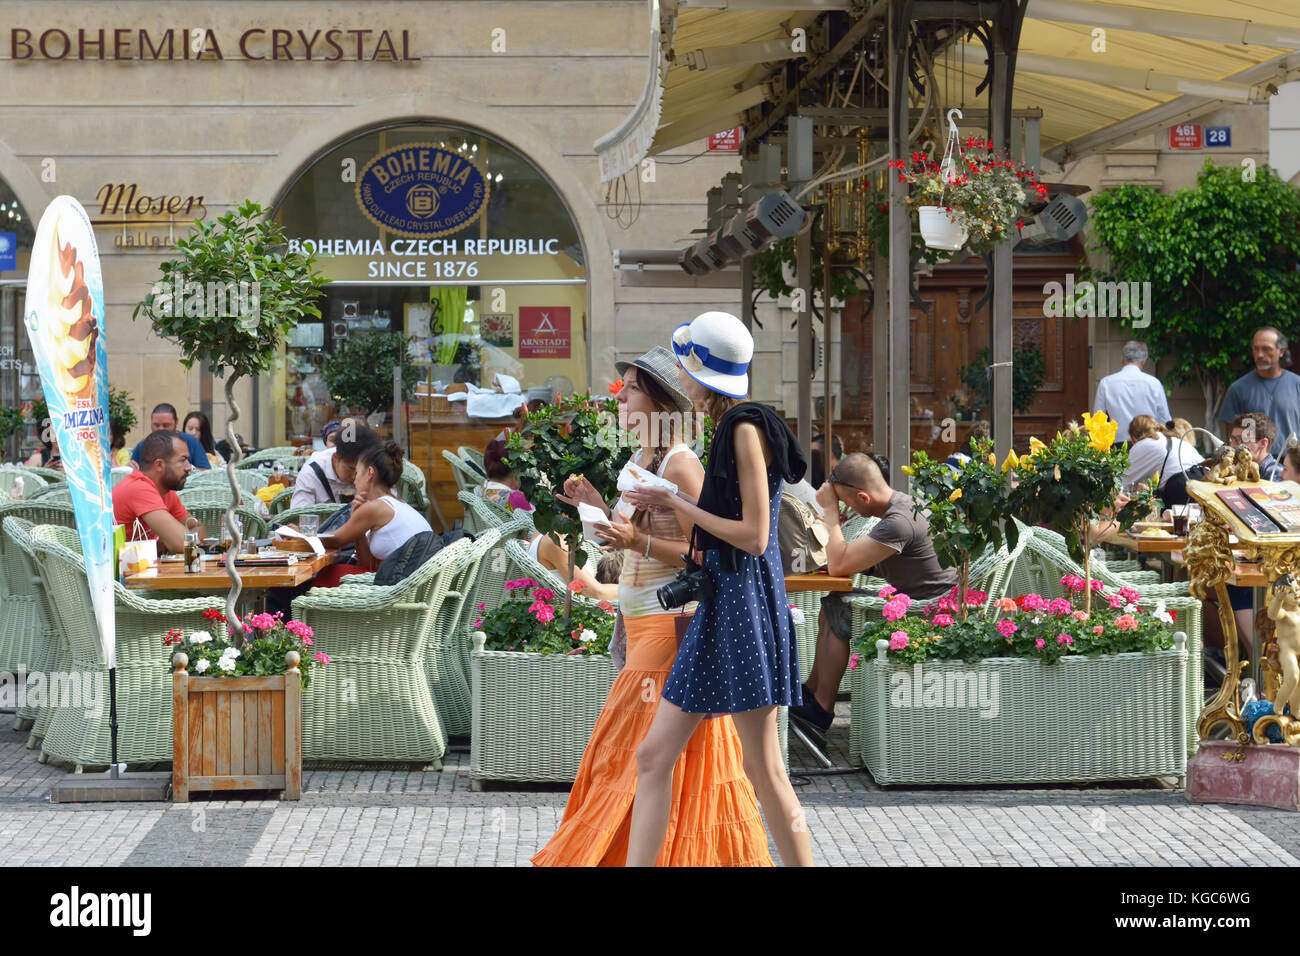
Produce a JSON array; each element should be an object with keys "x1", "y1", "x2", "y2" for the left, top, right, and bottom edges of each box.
[{"x1": 615, "y1": 346, "x2": 694, "y2": 414}]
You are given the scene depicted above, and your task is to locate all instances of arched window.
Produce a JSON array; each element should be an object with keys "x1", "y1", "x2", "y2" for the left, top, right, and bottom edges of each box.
[
  {"x1": 0, "y1": 181, "x2": 36, "y2": 460},
  {"x1": 273, "y1": 122, "x2": 589, "y2": 447}
]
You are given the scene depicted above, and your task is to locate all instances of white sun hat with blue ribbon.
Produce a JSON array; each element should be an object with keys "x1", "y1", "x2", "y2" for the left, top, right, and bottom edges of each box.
[{"x1": 671, "y1": 311, "x2": 753, "y2": 398}]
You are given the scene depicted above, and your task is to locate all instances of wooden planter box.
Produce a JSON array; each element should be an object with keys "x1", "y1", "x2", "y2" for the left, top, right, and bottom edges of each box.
[
  {"x1": 849, "y1": 636, "x2": 1188, "y2": 785},
  {"x1": 172, "y1": 653, "x2": 302, "y2": 802}
]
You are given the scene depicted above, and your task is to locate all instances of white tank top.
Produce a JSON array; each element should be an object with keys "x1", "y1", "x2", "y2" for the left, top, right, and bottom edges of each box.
[{"x1": 367, "y1": 494, "x2": 433, "y2": 561}]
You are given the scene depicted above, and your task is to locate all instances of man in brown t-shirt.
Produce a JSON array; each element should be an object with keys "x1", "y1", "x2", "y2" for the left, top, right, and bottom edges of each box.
[{"x1": 791, "y1": 453, "x2": 957, "y2": 742}]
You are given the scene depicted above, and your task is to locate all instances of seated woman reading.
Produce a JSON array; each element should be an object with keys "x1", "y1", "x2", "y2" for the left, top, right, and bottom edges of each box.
[{"x1": 310, "y1": 441, "x2": 433, "y2": 587}]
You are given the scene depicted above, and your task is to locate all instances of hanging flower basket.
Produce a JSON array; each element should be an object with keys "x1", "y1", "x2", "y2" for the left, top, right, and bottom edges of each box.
[{"x1": 917, "y1": 206, "x2": 969, "y2": 251}]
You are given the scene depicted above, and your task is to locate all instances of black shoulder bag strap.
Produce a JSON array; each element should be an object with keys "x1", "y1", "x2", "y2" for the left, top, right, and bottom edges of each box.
[
  {"x1": 309, "y1": 461, "x2": 335, "y2": 503},
  {"x1": 1156, "y1": 437, "x2": 1175, "y2": 490}
]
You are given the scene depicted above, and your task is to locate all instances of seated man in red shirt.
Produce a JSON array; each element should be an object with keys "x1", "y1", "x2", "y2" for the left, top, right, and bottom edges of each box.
[{"x1": 112, "y1": 430, "x2": 201, "y2": 553}]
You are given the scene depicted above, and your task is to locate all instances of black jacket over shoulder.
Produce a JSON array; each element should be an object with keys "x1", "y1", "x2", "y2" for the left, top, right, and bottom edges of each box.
[{"x1": 695, "y1": 402, "x2": 807, "y2": 567}]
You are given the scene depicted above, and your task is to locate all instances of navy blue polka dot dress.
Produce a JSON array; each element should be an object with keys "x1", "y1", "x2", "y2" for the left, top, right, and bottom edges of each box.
[{"x1": 662, "y1": 478, "x2": 801, "y2": 714}]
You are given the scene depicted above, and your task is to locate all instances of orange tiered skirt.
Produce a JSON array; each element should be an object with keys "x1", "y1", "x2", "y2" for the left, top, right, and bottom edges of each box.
[{"x1": 532, "y1": 613, "x2": 773, "y2": 867}]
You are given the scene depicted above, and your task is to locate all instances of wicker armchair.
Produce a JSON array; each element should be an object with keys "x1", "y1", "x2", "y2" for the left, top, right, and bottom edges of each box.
[
  {"x1": 291, "y1": 537, "x2": 474, "y2": 764},
  {"x1": 2, "y1": 517, "x2": 61, "y2": 734},
  {"x1": 427, "y1": 527, "x2": 511, "y2": 737},
  {"x1": 186, "y1": 469, "x2": 267, "y2": 494},
  {"x1": 458, "y1": 489, "x2": 512, "y2": 534},
  {"x1": 268, "y1": 486, "x2": 296, "y2": 515},
  {"x1": 0, "y1": 468, "x2": 48, "y2": 498},
  {"x1": 234, "y1": 446, "x2": 299, "y2": 469},
  {"x1": 28, "y1": 525, "x2": 225, "y2": 769},
  {"x1": 458, "y1": 446, "x2": 486, "y2": 472},
  {"x1": 399, "y1": 459, "x2": 429, "y2": 512},
  {"x1": 175, "y1": 503, "x2": 268, "y2": 542},
  {"x1": 21, "y1": 466, "x2": 68, "y2": 485},
  {"x1": 443, "y1": 450, "x2": 485, "y2": 495}
]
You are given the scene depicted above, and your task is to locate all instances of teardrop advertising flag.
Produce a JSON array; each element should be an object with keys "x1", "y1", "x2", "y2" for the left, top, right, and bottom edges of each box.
[{"x1": 24, "y1": 195, "x2": 116, "y2": 668}]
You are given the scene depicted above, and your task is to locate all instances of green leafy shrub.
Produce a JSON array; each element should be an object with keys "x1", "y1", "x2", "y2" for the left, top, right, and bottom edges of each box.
[{"x1": 321, "y1": 332, "x2": 421, "y2": 415}]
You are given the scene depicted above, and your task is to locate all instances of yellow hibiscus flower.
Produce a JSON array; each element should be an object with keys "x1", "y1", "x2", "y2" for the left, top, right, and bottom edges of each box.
[
  {"x1": 1001, "y1": 449, "x2": 1019, "y2": 473},
  {"x1": 949, "y1": 487, "x2": 963, "y2": 501},
  {"x1": 901, "y1": 464, "x2": 915, "y2": 476},
  {"x1": 1026, "y1": 436, "x2": 1047, "y2": 459}
]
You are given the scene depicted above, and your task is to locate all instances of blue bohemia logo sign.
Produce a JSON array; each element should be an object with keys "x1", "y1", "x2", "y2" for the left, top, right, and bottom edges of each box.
[{"x1": 355, "y1": 142, "x2": 489, "y2": 239}]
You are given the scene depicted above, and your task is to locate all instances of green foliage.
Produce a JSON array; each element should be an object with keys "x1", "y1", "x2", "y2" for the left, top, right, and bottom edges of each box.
[
  {"x1": 108, "y1": 387, "x2": 136, "y2": 432},
  {"x1": 857, "y1": 586, "x2": 1175, "y2": 665},
  {"x1": 480, "y1": 578, "x2": 616, "y2": 656},
  {"x1": 693, "y1": 414, "x2": 715, "y2": 469},
  {"x1": 1086, "y1": 160, "x2": 1300, "y2": 425},
  {"x1": 904, "y1": 438, "x2": 1013, "y2": 606},
  {"x1": 321, "y1": 332, "x2": 422, "y2": 415},
  {"x1": 752, "y1": 233, "x2": 862, "y2": 305},
  {"x1": 427, "y1": 334, "x2": 483, "y2": 385},
  {"x1": 133, "y1": 199, "x2": 328, "y2": 379},
  {"x1": 958, "y1": 347, "x2": 1046, "y2": 415},
  {"x1": 0, "y1": 406, "x2": 24, "y2": 450},
  {"x1": 504, "y1": 394, "x2": 632, "y2": 570},
  {"x1": 163, "y1": 611, "x2": 323, "y2": 690},
  {"x1": 27, "y1": 397, "x2": 47, "y2": 429},
  {"x1": 1008, "y1": 413, "x2": 1155, "y2": 563}
]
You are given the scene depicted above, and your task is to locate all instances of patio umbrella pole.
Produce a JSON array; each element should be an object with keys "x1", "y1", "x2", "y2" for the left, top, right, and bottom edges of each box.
[{"x1": 108, "y1": 666, "x2": 119, "y2": 779}]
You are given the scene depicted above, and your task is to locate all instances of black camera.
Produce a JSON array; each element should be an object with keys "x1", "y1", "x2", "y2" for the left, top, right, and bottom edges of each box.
[{"x1": 657, "y1": 554, "x2": 715, "y2": 610}]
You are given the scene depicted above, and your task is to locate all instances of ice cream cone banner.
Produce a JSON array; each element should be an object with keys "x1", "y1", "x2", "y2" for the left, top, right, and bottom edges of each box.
[{"x1": 24, "y1": 196, "x2": 116, "y2": 668}]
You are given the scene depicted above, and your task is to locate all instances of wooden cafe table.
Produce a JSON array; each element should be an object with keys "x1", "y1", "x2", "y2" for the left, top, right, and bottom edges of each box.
[{"x1": 124, "y1": 550, "x2": 337, "y2": 593}]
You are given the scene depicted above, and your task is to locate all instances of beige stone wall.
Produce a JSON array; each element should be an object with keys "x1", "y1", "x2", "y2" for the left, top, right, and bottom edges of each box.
[
  {"x1": 0, "y1": 0, "x2": 748, "y2": 447},
  {"x1": 1073, "y1": 103, "x2": 1271, "y2": 430}
]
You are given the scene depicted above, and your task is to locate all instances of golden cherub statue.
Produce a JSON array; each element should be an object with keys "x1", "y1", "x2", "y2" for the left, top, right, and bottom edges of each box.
[
  {"x1": 1234, "y1": 447, "x2": 1261, "y2": 483},
  {"x1": 1204, "y1": 445, "x2": 1238, "y2": 484},
  {"x1": 1267, "y1": 574, "x2": 1300, "y2": 720}
]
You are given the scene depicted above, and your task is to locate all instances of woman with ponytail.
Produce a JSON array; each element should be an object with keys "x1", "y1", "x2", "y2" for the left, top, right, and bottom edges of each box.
[{"x1": 308, "y1": 440, "x2": 434, "y2": 586}]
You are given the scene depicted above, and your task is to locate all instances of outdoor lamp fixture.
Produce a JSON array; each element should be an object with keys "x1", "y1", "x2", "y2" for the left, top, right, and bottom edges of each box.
[
  {"x1": 1017, "y1": 192, "x2": 1088, "y2": 246},
  {"x1": 1173, "y1": 424, "x2": 1225, "y2": 451},
  {"x1": 682, "y1": 188, "x2": 807, "y2": 273}
]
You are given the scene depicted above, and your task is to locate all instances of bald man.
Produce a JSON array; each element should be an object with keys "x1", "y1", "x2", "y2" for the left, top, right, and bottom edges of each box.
[{"x1": 790, "y1": 453, "x2": 957, "y2": 744}]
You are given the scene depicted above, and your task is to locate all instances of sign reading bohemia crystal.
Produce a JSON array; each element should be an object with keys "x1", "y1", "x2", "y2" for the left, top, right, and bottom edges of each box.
[
  {"x1": 356, "y1": 143, "x2": 489, "y2": 240},
  {"x1": 9, "y1": 27, "x2": 418, "y2": 61}
]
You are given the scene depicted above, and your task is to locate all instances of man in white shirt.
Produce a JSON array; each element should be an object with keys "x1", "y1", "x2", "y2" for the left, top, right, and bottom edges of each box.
[
  {"x1": 291, "y1": 421, "x2": 366, "y2": 507},
  {"x1": 1093, "y1": 341, "x2": 1171, "y2": 445}
]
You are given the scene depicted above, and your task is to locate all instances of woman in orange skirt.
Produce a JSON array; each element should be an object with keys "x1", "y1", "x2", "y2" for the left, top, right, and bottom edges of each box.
[{"x1": 532, "y1": 347, "x2": 771, "y2": 867}]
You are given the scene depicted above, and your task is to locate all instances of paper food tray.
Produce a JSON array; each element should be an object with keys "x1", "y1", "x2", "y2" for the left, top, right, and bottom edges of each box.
[{"x1": 616, "y1": 460, "x2": 678, "y2": 497}]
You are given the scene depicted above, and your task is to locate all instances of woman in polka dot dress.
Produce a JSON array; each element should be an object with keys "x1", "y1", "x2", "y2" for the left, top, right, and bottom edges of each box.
[{"x1": 622, "y1": 312, "x2": 814, "y2": 867}]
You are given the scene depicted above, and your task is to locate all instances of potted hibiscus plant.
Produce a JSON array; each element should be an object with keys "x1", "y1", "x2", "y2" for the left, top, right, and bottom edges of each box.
[
  {"x1": 167, "y1": 608, "x2": 328, "y2": 801},
  {"x1": 470, "y1": 577, "x2": 617, "y2": 788}
]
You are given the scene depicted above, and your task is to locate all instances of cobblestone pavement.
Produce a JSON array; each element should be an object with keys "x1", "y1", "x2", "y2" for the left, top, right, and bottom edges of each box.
[{"x1": 4, "y1": 705, "x2": 1298, "y2": 867}]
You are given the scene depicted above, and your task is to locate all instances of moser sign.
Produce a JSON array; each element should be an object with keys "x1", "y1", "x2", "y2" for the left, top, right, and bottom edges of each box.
[
  {"x1": 10, "y1": 27, "x2": 418, "y2": 61},
  {"x1": 355, "y1": 143, "x2": 489, "y2": 240},
  {"x1": 91, "y1": 183, "x2": 207, "y2": 250}
]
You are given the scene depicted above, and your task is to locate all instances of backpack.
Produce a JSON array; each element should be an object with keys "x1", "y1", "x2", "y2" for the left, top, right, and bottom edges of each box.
[
  {"x1": 373, "y1": 529, "x2": 474, "y2": 587},
  {"x1": 778, "y1": 492, "x2": 828, "y2": 574}
]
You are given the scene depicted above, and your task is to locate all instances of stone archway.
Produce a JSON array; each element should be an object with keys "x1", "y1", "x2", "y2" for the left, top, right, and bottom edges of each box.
[
  {"x1": 0, "y1": 134, "x2": 50, "y2": 227},
  {"x1": 246, "y1": 93, "x2": 615, "y2": 383}
]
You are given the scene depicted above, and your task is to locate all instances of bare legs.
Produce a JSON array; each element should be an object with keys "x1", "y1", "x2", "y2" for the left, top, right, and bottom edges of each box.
[{"x1": 626, "y1": 699, "x2": 815, "y2": 867}]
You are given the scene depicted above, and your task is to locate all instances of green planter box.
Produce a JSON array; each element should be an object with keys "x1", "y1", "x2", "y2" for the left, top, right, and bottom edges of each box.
[
  {"x1": 850, "y1": 635, "x2": 1188, "y2": 785},
  {"x1": 470, "y1": 637, "x2": 616, "y2": 787},
  {"x1": 470, "y1": 636, "x2": 791, "y2": 787}
]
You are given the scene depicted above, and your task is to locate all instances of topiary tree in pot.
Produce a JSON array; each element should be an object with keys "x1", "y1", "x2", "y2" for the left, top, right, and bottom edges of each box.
[
  {"x1": 133, "y1": 199, "x2": 327, "y2": 631},
  {"x1": 321, "y1": 331, "x2": 421, "y2": 422}
]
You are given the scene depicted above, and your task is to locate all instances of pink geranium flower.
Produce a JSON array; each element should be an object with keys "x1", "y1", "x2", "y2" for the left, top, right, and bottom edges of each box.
[
  {"x1": 1092, "y1": 625, "x2": 1104, "y2": 634},
  {"x1": 996, "y1": 619, "x2": 1017, "y2": 637},
  {"x1": 1035, "y1": 637, "x2": 1046, "y2": 649},
  {"x1": 879, "y1": 585, "x2": 898, "y2": 600},
  {"x1": 937, "y1": 596, "x2": 959, "y2": 613},
  {"x1": 1107, "y1": 593, "x2": 1124, "y2": 609},
  {"x1": 932, "y1": 614, "x2": 954, "y2": 627},
  {"x1": 966, "y1": 590, "x2": 988, "y2": 607},
  {"x1": 1047, "y1": 598, "x2": 1073, "y2": 616},
  {"x1": 1070, "y1": 610, "x2": 1090, "y2": 622},
  {"x1": 532, "y1": 604, "x2": 556, "y2": 624},
  {"x1": 1056, "y1": 633, "x2": 1073, "y2": 645},
  {"x1": 476, "y1": 602, "x2": 486, "y2": 611},
  {"x1": 994, "y1": 598, "x2": 1018, "y2": 612},
  {"x1": 1118, "y1": 587, "x2": 1141, "y2": 604},
  {"x1": 314, "y1": 652, "x2": 331, "y2": 665},
  {"x1": 247, "y1": 613, "x2": 276, "y2": 631},
  {"x1": 882, "y1": 598, "x2": 908, "y2": 622},
  {"x1": 1089, "y1": 579, "x2": 1105, "y2": 592},
  {"x1": 848, "y1": 652, "x2": 863, "y2": 671},
  {"x1": 888, "y1": 631, "x2": 909, "y2": 650},
  {"x1": 1020, "y1": 594, "x2": 1048, "y2": 611},
  {"x1": 533, "y1": 587, "x2": 555, "y2": 603},
  {"x1": 1060, "y1": 574, "x2": 1085, "y2": 593},
  {"x1": 1115, "y1": 614, "x2": 1138, "y2": 631},
  {"x1": 285, "y1": 619, "x2": 314, "y2": 640}
]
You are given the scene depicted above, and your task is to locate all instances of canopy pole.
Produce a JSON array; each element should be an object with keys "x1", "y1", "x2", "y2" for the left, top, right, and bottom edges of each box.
[
  {"x1": 887, "y1": 0, "x2": 913, "y2": 489},
  {"x1": 796, "y1": 224, "x2": 813, "y2": 467}
]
